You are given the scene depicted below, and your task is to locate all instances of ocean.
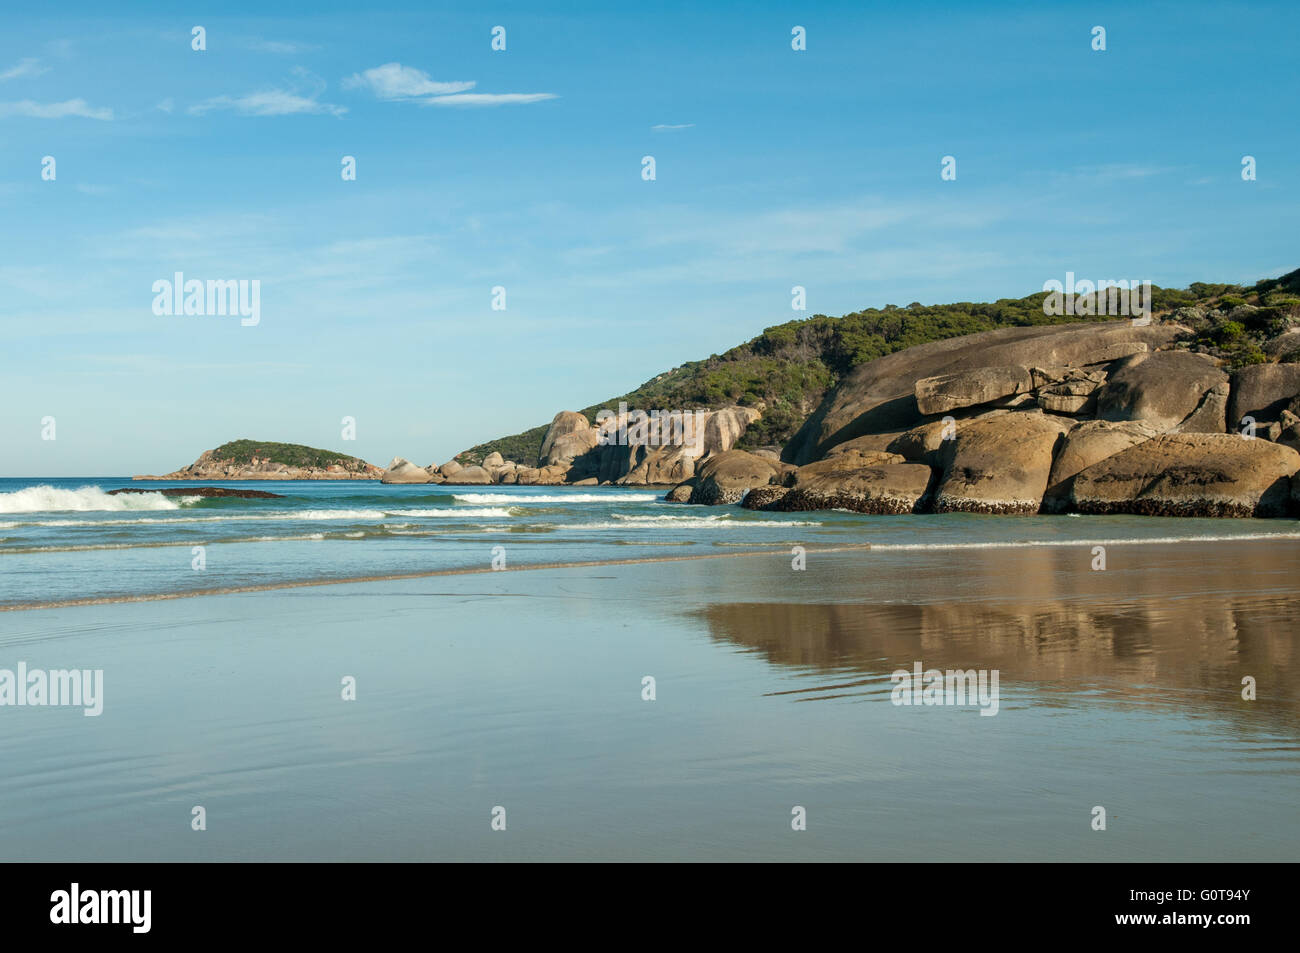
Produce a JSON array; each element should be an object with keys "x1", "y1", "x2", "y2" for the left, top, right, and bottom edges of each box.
[{"x1": 1, "y1": 477, "x2": 1298, "y2": 860}]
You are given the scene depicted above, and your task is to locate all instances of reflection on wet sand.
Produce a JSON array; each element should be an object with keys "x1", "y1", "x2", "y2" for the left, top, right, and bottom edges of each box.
[{"x1": 698, "y1": 540, "x2": 1300, "y2": 728}]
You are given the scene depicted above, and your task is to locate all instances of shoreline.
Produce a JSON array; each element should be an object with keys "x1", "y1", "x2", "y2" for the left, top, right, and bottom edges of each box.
[
  {"x1": 0, "y1": 544, "x2": 871, "y2": 612},
  {"x1": 7, "y1": 531, "x2": 1300, "y2": 612}
]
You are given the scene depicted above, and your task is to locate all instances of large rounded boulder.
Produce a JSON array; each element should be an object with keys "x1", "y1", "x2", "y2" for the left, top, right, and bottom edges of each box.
[
  {"x1": 754, "y1": 462, "x2": 932, "y2": 514},
  {"x1": 381, "y1": 457, "x2": 434, "y2": 484},
  {"x1": 785, "y1": 320, "x2": 1178, "y2": 464},
  {"x1": 1228, "y1": 364, "x2": 1300, "y2": 430},
  {"x1": 932, "y1": 413, "x2": 1071, "y2": 514},
  {"x1": 1070, "y1": 433, "x2": 1300, "y2": 517},
  {"x1": 687, "y1": 450, "x2": 780, "y2": 505},
  {"x1": 1095, "y1": 350, "x2": 1228, "y2": 431}
]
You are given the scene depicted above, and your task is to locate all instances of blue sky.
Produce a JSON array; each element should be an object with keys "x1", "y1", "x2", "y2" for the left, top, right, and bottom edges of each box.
[{"x1": 2, "y1": 0, "x2": 1297, "y2": 476}]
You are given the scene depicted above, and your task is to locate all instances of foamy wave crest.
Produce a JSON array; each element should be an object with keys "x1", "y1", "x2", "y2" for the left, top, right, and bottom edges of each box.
[
  {"x1": 0, "y1": 485, "x2": 183, "y2": 514},
  {"x1": 568, "y1": 518, "x2": 823, "y2": 529},
  {"x1": 452, "y1": 493, "x2": 662, "y2": 504},
  {"x1": 386, "y1": 507, "x2": 514, "y2": 518},
  {"x1": 611, "y1": 513, "x2": 730, "y2": 522}
]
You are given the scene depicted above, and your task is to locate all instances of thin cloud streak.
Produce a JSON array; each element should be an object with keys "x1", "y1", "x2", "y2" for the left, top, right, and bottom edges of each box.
[{"x1": 0, "y1": 98, "x2": 113, "y2": 119}]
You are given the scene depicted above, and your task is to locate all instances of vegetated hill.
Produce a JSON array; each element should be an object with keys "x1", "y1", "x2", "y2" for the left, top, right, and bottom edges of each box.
[
  {"x1": 460, "y1": 270, "x2": 1300, "y2": 465},
  {"x1": 208, "y1": 439, "x2": 372, "y2": 471}
]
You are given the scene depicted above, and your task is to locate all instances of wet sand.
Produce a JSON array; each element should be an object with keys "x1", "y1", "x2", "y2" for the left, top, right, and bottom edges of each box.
[{"x1": 0, "y1": 540, "x2": 1296, "y2": 861}]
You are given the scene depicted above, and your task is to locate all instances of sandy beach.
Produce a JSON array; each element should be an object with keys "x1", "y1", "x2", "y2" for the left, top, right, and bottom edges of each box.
[{"x1": 2, "y1": 538, "x2": 1296, "y2": 862}]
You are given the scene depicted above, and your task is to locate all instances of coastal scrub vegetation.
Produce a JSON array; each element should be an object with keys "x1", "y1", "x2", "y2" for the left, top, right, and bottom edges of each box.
[
  {"x1": 462, "y1": 269, "x2": 1300, "y2": 464},
  {"x1": 209, "y1": 440, "x2": 371, "y2": 469}
]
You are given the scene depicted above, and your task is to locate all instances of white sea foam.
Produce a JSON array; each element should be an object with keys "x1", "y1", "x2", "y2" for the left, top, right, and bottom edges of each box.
[
  {"x1": 452, "y1": 493, "x2": 662, "y2": 504},
  {"x1": 385, "y1": 507, "x2": 515, "y2": 518},
  {"x1": 0, "y1": 485, "x2": 185, "y2": 514},
  {"x1": 2, "y1": 506, "x2": 515, "y2": 527},
  {"x1": 565, "y1": 518, "x2": 824, "y2": 529},
  {"x1": 610, "y1": 513, "x2": 729, "y2": 522}
]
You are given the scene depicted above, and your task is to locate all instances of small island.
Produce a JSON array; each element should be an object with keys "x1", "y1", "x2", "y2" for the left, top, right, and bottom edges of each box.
[{"x1": 134, "y1": 440, "x2": 383, "y2": 482}]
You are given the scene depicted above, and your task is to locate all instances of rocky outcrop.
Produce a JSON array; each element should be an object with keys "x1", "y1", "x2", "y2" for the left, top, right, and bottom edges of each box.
[
  {"x1": 109, "y1": 486, "x2": 285, "y2": 499},
  {"x1": 785, "y1": 320, "x2": 1178, "y2": 464},
  {"x1": 538, "y1": 426, "x2": 598, "y2": 465},
  {"x1": 664, "y1": 480, "x2": 696, "y2": 503},
  {"x1": 523, "y1": 404, "x2": 766, "y2": 486},
  {"x1": 454, "y1": 465, "x2": 493, "y2": 485},
  {"x1": 1071, "y1": 434, "x2": 1300, "y2": 517},
  {"x1": 932, "y1": 413, "x2": 1071, "y2": 514},
  {"x1": 1227, "y1": 365, "x2": 1300, "y2": 429},
  {"x1": 915, "y1": 366, "x2": 1033, "y2": 415},
  {"x1": 381, "y1": 457, "x2": 435, "y2": 484},
  {"x1": 1095, "y1": 350, "x2": 1228, "y2": 431},
  {"x1": 1036, "y1": 368, "x2": 1106, "y2": 415},
  {"x1": 1043, "y1": 420, "x2": 1159, "y2": 511},
  {"x1": 1047, "y1": 420, "x2": 1159, "y2": 488},
  {"x1": 687, "y1": 450, "x2": 780, "y2": 505},
  {"x1": 740, "y1": 485, "x2": 791, "y2": 508},
  {"x1": 702, "y1": 407, "x2": 762, "y2": 456},
  {"x1": 752, "y1": 462, "x2": 932, "y2": 514},
  {"x1": 1171, "y1": 380, "x2": 1229, "y2": 434},
  {"x1": 137, "y1": 444, "x2": 383, "y2": 481},
  {"x1": 783, "y1": 450, "x2": 906, "y2": 485},
  {"x1": 538, "y1": 412, "x2": 591, "y2": 460},
  {"x1": 617, "y1": 445, "x2": 698, "y2": 485},
  {"x1": 886, "y1": 413, "x2": 1005, "y2": 465}
]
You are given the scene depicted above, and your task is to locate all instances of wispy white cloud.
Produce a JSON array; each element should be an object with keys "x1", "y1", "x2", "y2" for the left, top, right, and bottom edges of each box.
[
  {"x1": 652, "y1": 123, "x2": 694, "y2": 131},
  {"x1": 0, "y1": 57, "x2": 47, "y2": 81},
  {"x1": 344, "y1": 62, "x2": 554, "y2": 107},
  {"x1": 343, "y1": 63, "x2": 473, "y2": 99},
  {"x1": 0, "y1": 98, "x2": 113, "y2": 119},
  {"x1": 190, "y1": 69, "x2": 344, "y2": 117},
  {"x1": 190, "y1": 90, "x2": 345, "y2": 117},
  {"x1": 423, "y1": 92, "x2": 556, "y2": 107},
  {"x1": 156, "y1": 98, "x2": 174, "y2": 113}
]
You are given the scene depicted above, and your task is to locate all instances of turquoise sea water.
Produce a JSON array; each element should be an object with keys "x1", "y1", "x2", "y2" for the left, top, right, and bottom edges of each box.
[
  {"x1": 1, "y1": 478, "x2": 1298, "y2": 860},
  {"x1": 3, "y1": 477, "x2": 1299, "y2": 608}
]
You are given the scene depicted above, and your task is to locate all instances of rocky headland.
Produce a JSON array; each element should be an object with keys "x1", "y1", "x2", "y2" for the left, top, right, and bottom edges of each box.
[
  {"x1": 143, "y1": 271, "x2": 1300, "y2": 518},
  {"x1": 385, "y1": 315, "x2": 1300, "y2": 519}
]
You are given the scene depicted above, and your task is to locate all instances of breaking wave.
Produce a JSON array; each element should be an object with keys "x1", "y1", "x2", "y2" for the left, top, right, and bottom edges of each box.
[{"x1": 0, "y1": 485, "x2": 192, "y2": 514}]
